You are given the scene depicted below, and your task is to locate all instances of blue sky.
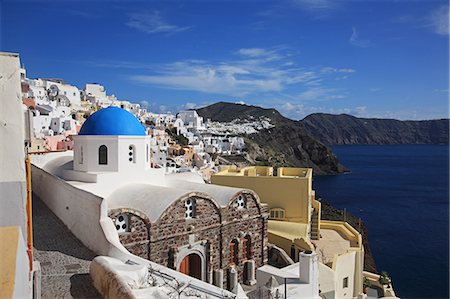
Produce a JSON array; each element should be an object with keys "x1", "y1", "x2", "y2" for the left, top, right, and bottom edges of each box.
[{"x1": 2, "y1": 0, "x2": 449, "y2": 120}]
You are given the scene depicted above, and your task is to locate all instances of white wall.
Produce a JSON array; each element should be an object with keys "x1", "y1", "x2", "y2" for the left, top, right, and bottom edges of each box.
[
  {"x1": 48, "y1": 83, "x2": 81, "y2": 108},
  {"x1": 73, "y1": 136, "x2": 150, "y2": 173},
  {"x1": 334, "y1": 251, "x2": 356, "y2": 299},
  {"x1": 85, "y1": 83, "x2": 106, "y2": 99},
  {"x1": 117, "y1": 137, "x2": 150, "y2": 172},
  {"x1": 74, "y1": 136, "x2": 119, "y2": 172},
  {"x1": 31, "y1": 165, "x2": 111, "y2": 255},
  {"x1": 0, "y1": 52, "x2": 28, "y2": 241},
  {"x1": 318, "y1": 263, "x2": 336, "y2": 295}
]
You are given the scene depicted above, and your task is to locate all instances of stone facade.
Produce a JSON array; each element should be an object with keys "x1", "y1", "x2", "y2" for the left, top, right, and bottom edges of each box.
[
  {"x1": 108, "y1": 190, "x2": 268, "y2": 288},
  {"x1": 108, "y1": 208, "x2": 150, "y2": 260}
]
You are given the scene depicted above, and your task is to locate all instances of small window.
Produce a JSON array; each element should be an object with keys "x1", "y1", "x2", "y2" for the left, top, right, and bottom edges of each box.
[
  {"x1": 230, "y1": 239, "x2": 239, "y2": 265},
  {"x1": 114, "y1": 214, "x2": 130, "y2": 233},
  {"x1": 343, "y1": 277, "x2": 349, "y2": 288},
  {"x1": 243, "y1": 235, "x2": 251, "y2": 260},
  {"x1": 79, "y1": 146, "x2": 84, "y2": 164},
  {"x1": 146, "y1": 144, "x2": 149, "y2": 162},
  {"x1": 99, "y1": 145, "x2": 108, "y2": 165},
  {"x1": 128, "y1": 145, "x2": 136, "y2": 163},
  {"x1": 236, "y1": 195, "x2": 246, "y2": 209},
  {"x1": 269, "y1": 208, "x2": 285, "y2": 220},
  {"x1": 185, "y1": 198, "x2": 196, "y2": 219}
]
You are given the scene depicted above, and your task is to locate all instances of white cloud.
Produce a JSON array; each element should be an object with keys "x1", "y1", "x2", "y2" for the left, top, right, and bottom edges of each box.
[
  {"x1": 321, "y1": 67, "x2": 356, "y2": 74},
  {"x1": 139, "y1": 100, "x2": 150, "y2": 109},
  {"x1": 237, "y1": 48, "x2": 281, "y2": 61},
  {"x1": 349, "y1": 26, "x2": 370, "y2": 48},
  {"x1": 433, "y1": 88, "x2": 449, "y2": 93},
  {"x1": 127, "y1": 11, "x2": 191, "y2": 34},
  {"x1": 427, "y1": 5, "x2": 449, "y2": 35},
  {"x1": 128, "y1": 49, "x2": 309, "y2": 96},
  {"x1": 291, "y1": 0, "x2": 338, "y2": 18},
  {"x1": 274, "y1": 101, "x2": 367, "y2": 120},
  {"x1": 297, "y1": 87, "x2": 346, "y2": 101},
  {"x1": 131, "y1": 63, "x2": 283, "y2": 96},
  {"x1": 183, "y1": 102, "x2": 198, "y2": 110},
  {"x1": 94, "y1": 47, "x2": 354, "y2": 99}
]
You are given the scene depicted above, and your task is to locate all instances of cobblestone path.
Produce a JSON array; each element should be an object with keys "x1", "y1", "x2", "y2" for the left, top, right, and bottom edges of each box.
[{"x1": 33, "y1": 196, "x2": 101, "y2": 298}]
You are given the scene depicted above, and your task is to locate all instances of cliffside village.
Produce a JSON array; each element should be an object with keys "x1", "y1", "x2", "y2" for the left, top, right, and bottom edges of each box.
[
  {"x1": 2, "y1": 53, "x2": 398, "y2": 299},
  {"x1": 20, "y1": 67, "x2": 273, "y2": 182}
]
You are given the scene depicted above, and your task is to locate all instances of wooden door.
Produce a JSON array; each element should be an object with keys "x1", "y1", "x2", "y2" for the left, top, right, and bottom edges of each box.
[
  {"x1": 180, "y1": 255, "x2": 189, "y2": 275},
  {"x1": 179, "y1": 253, "x2": 202, "y2": 280}
]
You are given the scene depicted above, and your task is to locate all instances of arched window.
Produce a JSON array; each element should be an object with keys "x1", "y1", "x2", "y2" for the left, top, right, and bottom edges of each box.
[
  {"x1": 243, "y1": 235, "x2": 252, "y2": 260},
  {"x1": 128, "y1": 145, "x2": 136, "y2": 163},
  {"x1": 230, "y1": 239, "x2": 239, "y2": 265},
  {"x1": 99, "y1": 145, "x2": 108, "y2": 165}
]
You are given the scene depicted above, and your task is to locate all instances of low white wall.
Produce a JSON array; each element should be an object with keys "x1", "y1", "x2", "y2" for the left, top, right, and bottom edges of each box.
[
  {"x1": 318, "y1": 263, "x2": 335, "y2": 294},
  {"x1": 31, "y1": 165, "x2": 110, "y2": 255}
]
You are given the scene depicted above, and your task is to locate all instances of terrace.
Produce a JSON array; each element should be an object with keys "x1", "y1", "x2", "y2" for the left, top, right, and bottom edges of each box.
[{"x1": 312, "y1": 220, "x2": 362, "y2": 265}]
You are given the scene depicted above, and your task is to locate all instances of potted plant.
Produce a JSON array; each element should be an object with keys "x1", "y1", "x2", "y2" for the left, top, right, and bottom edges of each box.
[{"x1": 378, "y1": 271, "x2": 391, "y2": 286}]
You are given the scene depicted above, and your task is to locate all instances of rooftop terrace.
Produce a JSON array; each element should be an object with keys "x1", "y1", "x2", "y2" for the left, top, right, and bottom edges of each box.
[
  {"x1": 312, "y1": 220, "x2": 362, "y2": 266},
  {"x1": 215, "y1": 166, "x2": 311, "y2": 178}
]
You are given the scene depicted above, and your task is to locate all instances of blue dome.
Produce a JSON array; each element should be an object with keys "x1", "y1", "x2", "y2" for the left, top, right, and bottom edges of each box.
[{"x1": 79, "y1": 106, "x2": 146, "y2": 136}]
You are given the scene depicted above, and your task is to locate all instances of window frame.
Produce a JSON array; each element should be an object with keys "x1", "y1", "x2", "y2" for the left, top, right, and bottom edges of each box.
[{"x1": 99, "y1": 145, "x2": 108, "y2": 165}]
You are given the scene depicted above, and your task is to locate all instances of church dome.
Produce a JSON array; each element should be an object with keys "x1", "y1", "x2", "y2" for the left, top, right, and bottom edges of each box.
[{"x1": 79, "y1": 106, "x2": 146, "y2": 136}]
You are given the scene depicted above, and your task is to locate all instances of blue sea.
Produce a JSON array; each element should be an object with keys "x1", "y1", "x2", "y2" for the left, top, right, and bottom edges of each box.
[{"x1": 313, "y1": 145, "x2": 449, "y2": 299}]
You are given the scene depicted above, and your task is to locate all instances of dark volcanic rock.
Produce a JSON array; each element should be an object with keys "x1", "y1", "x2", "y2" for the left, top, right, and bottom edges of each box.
[
  {"x1": 302, "y1": 113, "x2": 449, "y2": 145},
  {"x1": 197, "y1": 102, "x2": 346, "y2": 175}
]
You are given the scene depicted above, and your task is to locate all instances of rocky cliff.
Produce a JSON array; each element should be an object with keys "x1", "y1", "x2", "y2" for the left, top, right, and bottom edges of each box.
[
  {"x1": 197, "y1": 102, "x2": 346, "y2": 175},
  {"x1": 302, "y1": 113, "x2": 449, "y2": 145}
]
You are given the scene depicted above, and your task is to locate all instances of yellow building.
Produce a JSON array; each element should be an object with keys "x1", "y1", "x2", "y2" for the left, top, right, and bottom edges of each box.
[
  {"x1": 212, "y1": 166, "x2": 320, "y2": 249},
  {"x1": 212, "y1": 166, "x2": 371, "y2": 299}
]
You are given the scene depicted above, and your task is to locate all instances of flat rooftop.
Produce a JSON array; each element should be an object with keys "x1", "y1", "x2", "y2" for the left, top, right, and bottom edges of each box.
[{"x1": 312, "y1": 229, "x2": 352, "y2": 264}]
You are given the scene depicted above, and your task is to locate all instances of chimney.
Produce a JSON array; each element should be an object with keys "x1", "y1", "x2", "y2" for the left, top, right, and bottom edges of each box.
[{"x1": 299, "y1": 250, "x2": 319, "y2": 287}]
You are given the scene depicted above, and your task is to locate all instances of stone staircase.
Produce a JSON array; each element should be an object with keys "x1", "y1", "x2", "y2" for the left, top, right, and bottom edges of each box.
[{"x1": 310, "y1": 208, "x2": 319, "y2": 240}]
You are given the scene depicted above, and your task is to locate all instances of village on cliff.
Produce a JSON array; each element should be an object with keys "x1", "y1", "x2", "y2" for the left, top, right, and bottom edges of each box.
[{"x1": 1, "y1": 52, "x2": 398, "y2": 299}]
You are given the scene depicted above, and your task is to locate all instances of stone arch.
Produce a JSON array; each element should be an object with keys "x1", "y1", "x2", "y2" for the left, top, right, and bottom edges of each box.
[
  {"x1": 175, "y1": 244, "x2": 207, "y2": 281},
  {"x1": 156, "y1": 191, "x2": 223, "y2": 225},
  {"x1": 108, "y1": 208, "x2": 151, "y2": 259},
  {"x1": 228, "y1": 190, "x2": 263, "y2": 214}
]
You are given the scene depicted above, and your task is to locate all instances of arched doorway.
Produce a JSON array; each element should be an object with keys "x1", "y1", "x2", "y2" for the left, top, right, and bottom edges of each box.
[{"x1": 179, "y1": 253, "x2": 202, "y2": 280}]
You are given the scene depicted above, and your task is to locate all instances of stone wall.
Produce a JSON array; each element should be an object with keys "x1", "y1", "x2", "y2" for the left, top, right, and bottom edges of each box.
[
  {"x1": 108, "y1": 208, "x2": 150, "y2": 260},
  {"x1": 108, "y1": 190, "x2": 268, "y2": 288}
]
